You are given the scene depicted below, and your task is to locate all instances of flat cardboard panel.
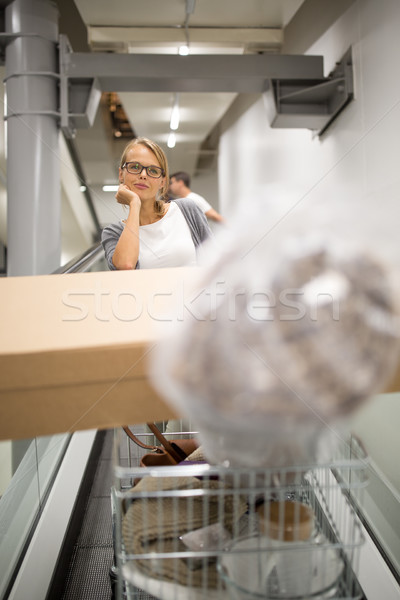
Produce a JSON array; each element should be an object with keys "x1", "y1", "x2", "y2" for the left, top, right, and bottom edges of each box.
[
  {"x1": 0, "y1": 267, "x2": 197, "y2": 440},
  {"x1": 1, "y1": 266, "x2": 399, "y2": 441},
  {"x1": 1, "y1": 267, "x2": 195, "y2": 356},
  {"x1": 0, "y1": 377, "x2": 177, "y2": 441},
  {"x1": 383, "y1": 368, "x2": 400, "y2": 394}
]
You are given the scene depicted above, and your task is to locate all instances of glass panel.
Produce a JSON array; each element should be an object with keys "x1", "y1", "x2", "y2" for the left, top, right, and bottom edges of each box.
[
  {"x1": 351, "y1": 392, "x2": 400, "y2": 579},
  {"x1": 88, "y1": 255, "x2": 108, "y2": 272},
  {"x1": 0, "y1": 434, "x2": 70, "y2": 598},
  {"x1": 362, "y1": 462, "x2": 400, "y2": 577}
]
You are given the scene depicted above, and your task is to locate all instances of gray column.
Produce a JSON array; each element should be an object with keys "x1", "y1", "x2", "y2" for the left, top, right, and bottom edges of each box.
[{"x1": 5, "y1": 0, "x2": 61, "y2": 276}]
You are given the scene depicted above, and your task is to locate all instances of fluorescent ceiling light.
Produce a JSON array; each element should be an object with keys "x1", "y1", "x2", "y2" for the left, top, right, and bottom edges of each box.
[
  {"x1": 167, "y1": 132, "x2": 176, "y2": 148},
  {"x1": 103, "y1": 185, "x2": 119, "y2": 192},
  {"x1": 169, "y1": 95, "x2": 180, "y2": 130}
]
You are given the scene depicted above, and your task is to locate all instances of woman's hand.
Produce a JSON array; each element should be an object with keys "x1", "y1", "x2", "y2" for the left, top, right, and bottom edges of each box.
[
  {"x1": 111, "y1": 185, "x2": 141, "y2": 270},
  {"x1": 115, "y1": 183, "x2": 141, "y2": 208}
]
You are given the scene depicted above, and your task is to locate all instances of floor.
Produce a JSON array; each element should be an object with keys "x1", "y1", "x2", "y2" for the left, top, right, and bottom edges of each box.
[
  {"x1": 53, "y1": 428, "x2": 155, "y2": 600},
  {"x1": 59, "y1": 429, "x2": 115, "y2": 600}
]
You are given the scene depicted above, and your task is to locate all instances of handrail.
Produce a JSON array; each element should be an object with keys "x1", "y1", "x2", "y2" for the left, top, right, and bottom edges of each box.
[{"x1": 52, "y1": 242, "x2": 104, "y2": 274}]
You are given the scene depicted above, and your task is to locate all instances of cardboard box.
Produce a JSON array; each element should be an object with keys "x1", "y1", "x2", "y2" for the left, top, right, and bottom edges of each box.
[
  {"x1": 0, "y1": 267, "x2": 200, "y2": 441},
  {"x1": 1, "y1": 266, "x2": 399, "y2": 441}
]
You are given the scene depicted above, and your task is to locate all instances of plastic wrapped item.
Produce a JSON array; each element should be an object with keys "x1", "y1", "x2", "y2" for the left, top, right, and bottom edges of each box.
[
  {"x1": 180, "y1": 523, "x2": 232, "y2": 553},
  {"x1": 150, "y1": 223, "x2": 400, "y2": 468},
  {"x1": 217, "y1": 531, "x2": 344, "y2": 600},
  {"x1": 256, "y1": 500, "x2": 315, "y2": 541}
]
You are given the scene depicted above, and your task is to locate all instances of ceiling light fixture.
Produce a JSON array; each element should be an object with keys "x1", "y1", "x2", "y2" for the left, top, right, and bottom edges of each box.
[
  {"x1": 178, "y1": 44, "x2": 190, "y2": 56},
  {"x1": 167, "y1": 132, "x2": 176, "y2": 149},
  {"x1": 103, "y1": 185, "x2": 119, "y2": 192},
  {"x1": 178, "y1": 0, "x2": 196, "y2": 56},
  {"x1": 169, "y1": 94, "x2": 180, "y2": 130}
]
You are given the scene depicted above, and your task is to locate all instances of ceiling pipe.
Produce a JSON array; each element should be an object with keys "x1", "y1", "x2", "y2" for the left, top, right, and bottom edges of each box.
[{"x1": 181, "y1": 0, "x2": 196, "y2": 55}]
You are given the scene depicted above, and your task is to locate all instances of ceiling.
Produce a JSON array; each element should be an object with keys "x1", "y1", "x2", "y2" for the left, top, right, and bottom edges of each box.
[
  {"x1": 62, "y1": 0, "x2": 305, "y2": 227},
  {"x1": 0, "y1": 0, "x2": 358, "y2": 266}
]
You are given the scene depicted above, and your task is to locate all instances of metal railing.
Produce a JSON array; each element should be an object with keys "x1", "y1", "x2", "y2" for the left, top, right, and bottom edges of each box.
[{"x1": 52, "y1": 241, "x2": 104, "y2": 274}]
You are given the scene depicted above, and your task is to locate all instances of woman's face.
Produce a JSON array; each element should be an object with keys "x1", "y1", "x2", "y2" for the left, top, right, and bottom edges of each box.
[{"x1": 119, "y1": 143, "x2": 165, "y2": 202}]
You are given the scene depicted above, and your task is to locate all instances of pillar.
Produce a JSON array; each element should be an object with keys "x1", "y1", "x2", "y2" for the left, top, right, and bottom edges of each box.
[{"x1": 5, "y1": 0, "x2": 60, "y2": 276}]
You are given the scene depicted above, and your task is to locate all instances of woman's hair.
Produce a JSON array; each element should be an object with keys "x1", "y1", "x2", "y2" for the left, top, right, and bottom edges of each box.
[{"x1": 120, "y1": 137, "x2": 170, "y2": 216}]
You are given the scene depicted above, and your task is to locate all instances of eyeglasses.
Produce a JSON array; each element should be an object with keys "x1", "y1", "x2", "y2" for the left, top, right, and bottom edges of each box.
[{"x1": 122, "y1": 161, "x2": 164, "y2": 179}]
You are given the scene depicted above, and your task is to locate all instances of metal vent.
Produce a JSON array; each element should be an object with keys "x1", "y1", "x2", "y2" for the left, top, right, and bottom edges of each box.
[{"x1": 263, "y1": 47, "x2": 354, "y2": 135}]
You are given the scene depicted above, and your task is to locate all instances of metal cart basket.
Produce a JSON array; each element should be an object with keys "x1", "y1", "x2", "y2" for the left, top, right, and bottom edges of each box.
[{"x1": 112, "y1": 425, "x2": 368, "y2": 600}]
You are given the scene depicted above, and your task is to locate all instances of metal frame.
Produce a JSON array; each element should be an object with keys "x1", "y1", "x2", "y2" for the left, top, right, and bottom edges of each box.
[
  {"x1": 113, "y1": 428, "x2": 368, "y2": 600},
  {"x1": 57, "y1": 35, "x2": 353, "y2": 138},
  {"x1": 2, "y1": 29, "x2": 353, "y2": 139},
  {"x1": 264, "y1": 46, "x2": 354, "y2": 135}
]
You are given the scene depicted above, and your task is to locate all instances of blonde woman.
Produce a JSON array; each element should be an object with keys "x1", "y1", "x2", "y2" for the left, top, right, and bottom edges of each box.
[{"x1": 101, "y1": 137, "x2": 211, "y2": 270}]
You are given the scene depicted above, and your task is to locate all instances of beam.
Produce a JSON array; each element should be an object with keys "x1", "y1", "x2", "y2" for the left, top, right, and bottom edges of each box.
[
  {"x1": 88, "y1": 26, "x2": 283, "y2": 49},
  {"x1": 62, "y1": 52, "x2": 325, "y2": 94}
]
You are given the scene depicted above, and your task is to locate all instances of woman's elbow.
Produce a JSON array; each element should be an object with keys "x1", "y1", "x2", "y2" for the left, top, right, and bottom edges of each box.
[{"x1": 112, "y1": 256, "x2": 136, "y2": 270}]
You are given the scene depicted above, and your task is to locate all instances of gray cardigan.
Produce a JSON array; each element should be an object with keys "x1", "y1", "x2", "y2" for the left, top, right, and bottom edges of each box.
[{"x1": 101, "y1": 198, "x2": 212, "y2": 270}]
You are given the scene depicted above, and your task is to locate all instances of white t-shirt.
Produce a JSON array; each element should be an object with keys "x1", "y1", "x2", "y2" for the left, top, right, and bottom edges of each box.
[
  {"x1": 137, "y1": 201, "x2": 197, "y2": 269},
  {"x1": 186, "y1": 191, "x2": 212, "y2": 214}
]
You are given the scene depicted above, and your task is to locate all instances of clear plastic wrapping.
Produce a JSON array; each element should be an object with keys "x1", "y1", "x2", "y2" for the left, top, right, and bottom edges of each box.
[{"x1": 150, "y1": 205, "x2": 400, "y2": 468}]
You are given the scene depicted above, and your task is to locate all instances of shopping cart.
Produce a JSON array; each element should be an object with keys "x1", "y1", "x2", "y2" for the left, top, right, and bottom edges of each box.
[{"x1": 111, "y1": 425, "x2": 368, "y2": 600}]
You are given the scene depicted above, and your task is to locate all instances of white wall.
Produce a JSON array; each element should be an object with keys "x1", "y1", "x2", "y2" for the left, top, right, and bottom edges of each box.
[
  {"x1": 217, "y1": 0, "x2": 400, "y2": 493},
  {"x1": 219, "y1": 0, "x2": 400, "y2": 275},
  {"x1": 192, "y1": 170, "x2": 219, "y2": 213},
  {"x1": 351, "y1": 392, "x2": 400, "y2": 492}
]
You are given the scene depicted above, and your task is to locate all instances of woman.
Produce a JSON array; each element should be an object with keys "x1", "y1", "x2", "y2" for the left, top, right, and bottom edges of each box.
[{"x1": 101, "y1": 137, "x2": 212, "y2": 270}]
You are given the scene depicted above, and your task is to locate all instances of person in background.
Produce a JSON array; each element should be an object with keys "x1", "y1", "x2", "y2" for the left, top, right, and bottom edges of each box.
[
  {"x1": 169, "y1": 171, "x2": 225, "y2": 223},
  {"x1": 101, "y1": 138, "x2": 212, "y2": 271}
]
